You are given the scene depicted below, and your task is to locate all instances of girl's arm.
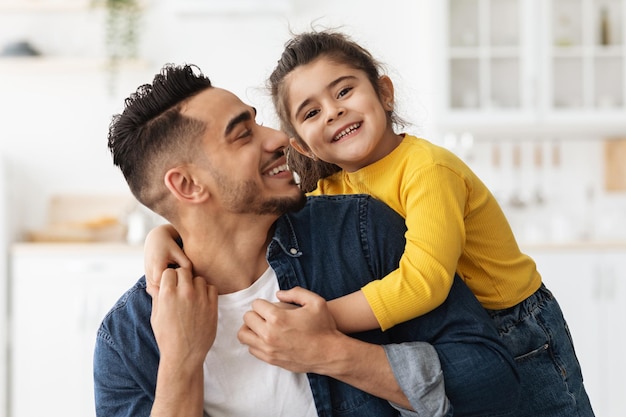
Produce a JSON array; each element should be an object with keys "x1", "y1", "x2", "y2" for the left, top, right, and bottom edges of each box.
[
  {"x1": 321, "y1": 163, "x2": 466, "y2": 333},
  {"x1": 144, "y1": 224, "x2": 191, "y2": 288},
  {"x1": 327, "y1": 290, "x2": 380, "y2": 333},
  {"x1": 359, "y1": 164, "x2": 466, "y2": 331}
]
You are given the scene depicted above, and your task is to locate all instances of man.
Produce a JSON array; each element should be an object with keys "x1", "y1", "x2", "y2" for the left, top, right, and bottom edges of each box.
[{"x1": 94, "y1": 63, "x2": 519, "y2": 417}]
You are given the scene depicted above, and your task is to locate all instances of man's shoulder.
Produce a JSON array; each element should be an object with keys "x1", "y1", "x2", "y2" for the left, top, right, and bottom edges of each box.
[
  {"x1": 302, "y1": 194, "x2": 402, "y2": 222},
  {"x1": 94, "y1": 276, "x2": 158, "y2": 411},
  {"x1": 103, "y1": 276, "x2": 149, "y2": 313},
  {"x1": 302, "y1": 193, "x2": 392, "y2": 212},
  {"x1": 97, "y1": 276, "x2": 152, "y2": 342},
  {"x1": 277, "y1": 193, "x2": 405, "y2": 245},
  {"x1": 305, "y1": 193, "x2": 371, "y2": 205}
]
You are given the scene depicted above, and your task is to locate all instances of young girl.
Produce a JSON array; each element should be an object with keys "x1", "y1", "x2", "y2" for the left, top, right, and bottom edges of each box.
[{"x1": 145, "y1": 31, "x2": 594, "y2": 417}]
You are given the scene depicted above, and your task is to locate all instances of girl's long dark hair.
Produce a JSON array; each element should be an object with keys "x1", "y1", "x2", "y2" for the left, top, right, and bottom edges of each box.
[{"x1": 268, "y1": 30, "x2": 404, "y2": 192}]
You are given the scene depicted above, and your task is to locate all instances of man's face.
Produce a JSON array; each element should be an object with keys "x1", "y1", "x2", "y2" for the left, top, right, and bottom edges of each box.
[{"x1": 183, "y1": 87, "x2": 305, "y2": 215}]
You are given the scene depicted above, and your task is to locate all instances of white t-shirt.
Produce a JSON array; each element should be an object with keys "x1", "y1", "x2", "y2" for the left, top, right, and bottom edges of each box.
[{"x1": 203, "y1": 267, "x2": 318, "y2": 417}]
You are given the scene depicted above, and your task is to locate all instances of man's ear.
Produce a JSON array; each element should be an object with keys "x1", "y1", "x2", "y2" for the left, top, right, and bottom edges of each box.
[
  {"x1": 164, "y1": 166, "x2": 207, "y2": 203},
  {"x1": 378, "y1": 75, "x2": 395, "y2": 111},
  {"x1": 289, "y1": 137, "x2": 316, "y2": 160}
]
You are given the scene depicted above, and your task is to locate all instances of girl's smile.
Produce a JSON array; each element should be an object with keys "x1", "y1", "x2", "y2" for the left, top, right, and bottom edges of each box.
[
  {"x1": 285, "y1": 56, "x2": 401, "y2": 172},
  {"x1": 332, "y1": 122, "x2": 362, "y2": 142}
]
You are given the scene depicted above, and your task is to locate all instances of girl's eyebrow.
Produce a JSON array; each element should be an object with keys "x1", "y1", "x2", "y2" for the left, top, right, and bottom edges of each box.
[{"x1": 293, "y1": 75, "x2": 357, "y2": 118}]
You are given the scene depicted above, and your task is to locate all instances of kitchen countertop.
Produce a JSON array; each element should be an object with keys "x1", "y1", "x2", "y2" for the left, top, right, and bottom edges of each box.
[
  {"x1": 11, "y1": 239, "x2": 626, "y2": 253},
  {"x1": 10, "y1": 241, "x2": 144, "y2": 254},
  {"x1": 519, "y1": 240, "x2": 626, "y2": 251}
]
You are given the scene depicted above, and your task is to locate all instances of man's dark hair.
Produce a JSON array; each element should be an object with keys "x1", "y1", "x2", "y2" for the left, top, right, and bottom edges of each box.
[{"x1": 107, "y1": 64, "x2": 212, "y2": 217}]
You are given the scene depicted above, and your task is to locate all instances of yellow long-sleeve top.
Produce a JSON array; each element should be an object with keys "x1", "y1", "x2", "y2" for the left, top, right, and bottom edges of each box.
[{"x1": 310, "y1": 134, "x2": 542, "y2": 331}]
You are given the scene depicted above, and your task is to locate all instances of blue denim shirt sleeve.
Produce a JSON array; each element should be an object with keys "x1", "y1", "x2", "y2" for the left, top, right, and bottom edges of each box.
[
  {"x1": 383, "y1": 343, "x2": 451, "y2": 417},
  {"x1": 93, "y1": 278, "x2": 158, "y2": 417}
]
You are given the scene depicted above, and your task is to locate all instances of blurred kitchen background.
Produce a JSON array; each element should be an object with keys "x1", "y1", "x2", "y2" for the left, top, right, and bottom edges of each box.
[{"x1": 0, "y1": 0, "x2": 625, "y2": 416}]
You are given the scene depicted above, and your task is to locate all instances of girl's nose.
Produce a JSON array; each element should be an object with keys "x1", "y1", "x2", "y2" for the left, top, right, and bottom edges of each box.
[{"x1": 326, "y1": 106, "x2": 345, "y2": 124}]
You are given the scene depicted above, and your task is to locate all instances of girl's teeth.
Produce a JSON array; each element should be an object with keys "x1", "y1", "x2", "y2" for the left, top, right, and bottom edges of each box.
[{"x1": 334, "y1": 123, "x2": 360, "y2": 141}]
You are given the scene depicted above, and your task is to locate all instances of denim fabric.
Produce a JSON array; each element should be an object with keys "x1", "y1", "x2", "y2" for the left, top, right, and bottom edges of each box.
[
  {"x1": 488, "y1": 284, "x2": 595, "y2": 417},
  {"x1": 270, "y1": 195, "x2": 520, "y2": 417},
  {"x1": 94, "y1": 279, "x2": 158, "y2": 417},
  {"x1": 384, "y1": 342, "x2": 450, "y2": 417},
  {"x1": 94, "y1": 194, "x2": 520, "y2": 417}
]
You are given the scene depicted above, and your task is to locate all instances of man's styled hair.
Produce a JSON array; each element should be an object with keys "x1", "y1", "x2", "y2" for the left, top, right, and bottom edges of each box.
[{"x1": 108, "y1": 64, "x2": 212, "y2": 218}]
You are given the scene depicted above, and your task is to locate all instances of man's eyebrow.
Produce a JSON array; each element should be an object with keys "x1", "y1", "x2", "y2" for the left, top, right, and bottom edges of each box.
[
  {"x1": 224, "y1": 107, "x2": 256, "y2": 136},
  {"x1": 294, "y1": 75, "x2": 356, "y2": 118}
]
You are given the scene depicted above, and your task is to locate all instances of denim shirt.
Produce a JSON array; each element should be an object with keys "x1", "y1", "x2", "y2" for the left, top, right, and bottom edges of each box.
[{"x1": 94, "y1": 195, "x2": 519, "y2": 417}]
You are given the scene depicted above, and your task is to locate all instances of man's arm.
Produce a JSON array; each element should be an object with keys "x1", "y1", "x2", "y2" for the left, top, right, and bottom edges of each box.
[
  {"x1": 148, "y1": 268, "x2": 218, "y2": 417},
  {"x1": 238, "y1": 287, "x2": 449, "y2": 416},
  {"x1": 384, "y1": 343, "x2": 451, "y2": 416}
]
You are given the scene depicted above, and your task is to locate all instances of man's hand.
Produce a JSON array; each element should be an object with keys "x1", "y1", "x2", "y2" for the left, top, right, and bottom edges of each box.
[
  {"x1": 238, "y1": 286, "x2": 343, "y2": 374},
  {"x1": 149, "y1": 267, "x2": 218, "y2": 369},
  {"x1": 148, "y1": 267, "x2": 218, "y2": 417},
  {"x1": 239, "y1": 286, "x2": 420, "y2": 411}
]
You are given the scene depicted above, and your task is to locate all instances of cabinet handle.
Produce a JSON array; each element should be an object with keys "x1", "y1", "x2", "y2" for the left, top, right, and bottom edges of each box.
[
  {"x1": 594, "y1": 262, "x2": 617, "y2": 301},
  {"x1": 592, "y1": 264, "x2": 603, "y2": 300},
  {"x1": 602, "y1": 264, "x2": 616, "y2": 302}
]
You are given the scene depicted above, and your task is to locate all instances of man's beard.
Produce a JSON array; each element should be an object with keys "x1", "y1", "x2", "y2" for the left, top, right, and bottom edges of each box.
[{"x1": 218, "y1": 177, "x2": 306, "y2": 216}]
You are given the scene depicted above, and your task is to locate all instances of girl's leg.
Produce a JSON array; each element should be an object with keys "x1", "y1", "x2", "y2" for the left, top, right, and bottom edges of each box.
[{"x1": 488, "y1": 285, "x2": 595, "y2": 417}]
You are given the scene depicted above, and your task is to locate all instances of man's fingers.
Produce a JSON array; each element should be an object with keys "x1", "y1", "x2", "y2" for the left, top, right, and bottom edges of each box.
[
  {"x1": 276, "y1": 286, "x2": 321, "y2": 307},
  {"x1": 237, "y1": 321, "x2": 256, "y2": 345},
  {"x1": 201, "y1": 279, "x2": 218, "y2": 302},
  {"x1": 242, "y1": 308, "x2": 268, "y2": 331},
  {"x1": 159, "y1": 268, "x2": 179, "y2": 290},
  {"x1": 146, "y1": 280, "x2": 158, "y2": 298},
  {"x1": 249, "y1": 298, "x2": 279, "y2": 318},
  {"x1": 273, "y1": 301, "x2": 299, "y2": 310},
  {"x1": 172, "y1": 252, "x2": 193, "y2": 270}
]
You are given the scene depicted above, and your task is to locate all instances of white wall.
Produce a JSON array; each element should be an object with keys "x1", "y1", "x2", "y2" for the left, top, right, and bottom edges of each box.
[
  {"x1": 0, "y1": 0, "x2": 624, "y2": 241},
  {"x1": 0, "y1": 0, "x2": 436, "y2": 238}
]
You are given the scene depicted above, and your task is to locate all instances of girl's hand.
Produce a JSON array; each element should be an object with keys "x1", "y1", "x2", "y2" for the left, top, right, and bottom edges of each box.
[{"x1": 144, "y1": 224, "x2": 191, "y2": 290}]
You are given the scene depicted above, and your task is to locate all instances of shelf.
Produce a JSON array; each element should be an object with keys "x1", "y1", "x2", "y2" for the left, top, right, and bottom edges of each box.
[
  {"x1": 0, "y1": 0, "x2": 148, "y2": 12},
  {"x1": 0, "y1": 57, "x2": 149, "y2": 74},
  {"x1": 0, "y1": 0, "x2": 91, "y2": 12},
  {"x1": 552, "y1": 45, "x2": 624, "y2": 57},
  {"x1": 441, "y1": 0, "x2": 626, "y2": 128},
  {"x1": 449, "y1": 46, "x2": 521, "y2": 58},
  {"x1": 170, "y1": 0, "x2": 290, "y2": 15},
  {"x1": 11, "y1": 242, "x2": 144, "y2": 255}
]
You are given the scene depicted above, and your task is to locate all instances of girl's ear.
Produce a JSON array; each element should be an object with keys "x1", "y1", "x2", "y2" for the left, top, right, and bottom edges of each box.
[
  {"x1": 289, "y1": 137, "x2": 316, "y2": 160},
  {"x1": 378, "y1": 75, "x2": 395, "y2": 111},
  {"x1": 164, "y1": 166, "x2": 208, "y2": 203}
]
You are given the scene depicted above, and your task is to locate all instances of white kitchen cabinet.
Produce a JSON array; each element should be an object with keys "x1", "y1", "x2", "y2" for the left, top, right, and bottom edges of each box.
[
  {"x1": 9, "y1": 243, "x2": 144, "y2": 417},
  {"x1": 523, "y1": 244, "x2": 626, "y2": 417},
  {"x1": 439, "y1": 0, "x2": 626, "y2": 134}
]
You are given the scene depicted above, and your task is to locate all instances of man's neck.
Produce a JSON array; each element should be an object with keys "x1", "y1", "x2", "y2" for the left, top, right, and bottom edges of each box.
[{"x1": 179, "y1": 214, "x2": 276, "y2": 294}]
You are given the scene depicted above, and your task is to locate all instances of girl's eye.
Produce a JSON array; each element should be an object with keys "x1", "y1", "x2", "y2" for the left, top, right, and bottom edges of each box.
[
  {"x1": 338, "y1": 87, "x2": 352, "y2": 98},
  {"x1": 303, "y1": 109, "x2": 319, "y2": 121}
]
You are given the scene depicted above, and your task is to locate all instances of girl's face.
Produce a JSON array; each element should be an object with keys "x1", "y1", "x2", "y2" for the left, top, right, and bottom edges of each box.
[{"x1": 285, "y1": 57, "x2": 402, "y2": 172}]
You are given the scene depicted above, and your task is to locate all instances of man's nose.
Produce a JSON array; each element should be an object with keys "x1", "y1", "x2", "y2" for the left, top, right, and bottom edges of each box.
[{"x1": 261, "y1": 125, "x2": 289, "y2": 151}]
